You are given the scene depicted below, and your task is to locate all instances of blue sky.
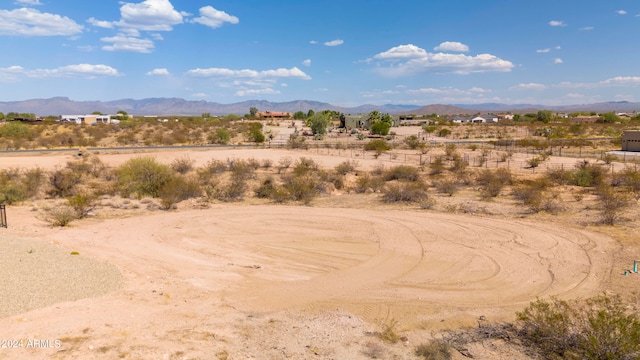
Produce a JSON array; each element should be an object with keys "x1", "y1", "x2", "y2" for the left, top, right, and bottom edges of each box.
[{"x1": 1, "y1": 0, "x2": 639, "y2": 106}]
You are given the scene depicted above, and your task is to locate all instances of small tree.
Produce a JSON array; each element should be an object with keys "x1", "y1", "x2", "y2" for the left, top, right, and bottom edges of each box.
[{"x1": 307, "y1": 112, "x2": 330, "y2": 136}]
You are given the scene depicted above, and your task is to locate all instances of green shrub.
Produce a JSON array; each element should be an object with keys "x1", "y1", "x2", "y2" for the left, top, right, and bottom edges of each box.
[
  {"x1": 382, "y1": 181, "x2": 430, "y2": 203},
  {"x1": 516, "y1": 294, "x2": 640, "y2": 360},
  {"x1": 67, "y1": 193, "x2": 96, "y2": 218},
  {"x1": 0, "y1": 183, "x2": 27, "y2": 204},
  {"x1": 335, "y1": 160, "x2": 356, "y2": 175},
  {"x1": 158, "y1": 175, "x2": 202, "y2": 209},
  {"x1": 208, "y1": 128, "x2": 231, "y2": 144},
  {"x1": 384, "y1": 165, "x2": 420, "y2": 182},
  {"x1": 571, "y1": 160, "x2": 605, "y2": 187},
  {"x1": 117, "y1": 156, "x2": 174, "y2": 198},
  {"x1": 364, "y1": 139, "x2": 391, "y2": 153}
]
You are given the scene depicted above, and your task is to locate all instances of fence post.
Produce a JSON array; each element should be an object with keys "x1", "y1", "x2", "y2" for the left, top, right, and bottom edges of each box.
[{"x1": 0, "y1": 204, "x2": 6, "y2": 228}]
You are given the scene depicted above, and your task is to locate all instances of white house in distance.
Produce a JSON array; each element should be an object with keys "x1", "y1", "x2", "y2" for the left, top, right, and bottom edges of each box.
[{"x1": 59, "y1": 114, "x2": 115, "y2": 124}]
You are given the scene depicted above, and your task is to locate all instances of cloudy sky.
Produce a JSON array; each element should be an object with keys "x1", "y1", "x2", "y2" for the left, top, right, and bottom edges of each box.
[{"x1": 1, "y1": 0, "x2": 639, "y2": 106}]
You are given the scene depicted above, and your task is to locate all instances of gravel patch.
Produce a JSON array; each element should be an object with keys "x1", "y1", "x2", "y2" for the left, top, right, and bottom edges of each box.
[{"x1": 0, "y1": 236, "x2": 122, "y2": 318}]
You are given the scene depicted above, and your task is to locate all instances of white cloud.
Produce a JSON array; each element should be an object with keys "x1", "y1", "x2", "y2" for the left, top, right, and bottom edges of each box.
[
  {"x1": 0, "y1": 66, "x2": 27, "y2": 82},
  {"x1": 324, "y1": 39, "x2": 344, "y2": 47},
  {"x1": 187, "y1": 66, "x2": 311, "y2": 80},
  {"x1": 15, "y1": 0, "x2": 42, "y2": 5},
  {"x1": 236, "y1": 88, "x2": 280, "y2": 97},
  {"x1": 554, "y1": 58, "x2": 563, "y2": 64},
  {"x1": 191, "y1": 92, "x2": 207, "y2": 98},
  {"x1": 147, "y1": 68, "x2": 170, "y2": 76},
  {"x1": 87, "y1": 17, "x2": 114, "y2": 29},
  {"x1": 372, "y1": 44, "x2": 513, "y2": 76},
  {"x1": 600, "y1": 76, "x2": 640, "y2": 85},
  {"x1": 191, "y1": 5, "x2": 239, "y2": 29},
  {"x1": 0, "y1": 8, "x2": 83, "y2": 36},
  {"x1": 617, "y1": 10, "x2": 627, "y2": 15},
  {"x1": 309, "y1": 40, "x2": 317, "y2": 44},
  {"x1": 510, "y1": 83, "x2": 547, "y2": 91},
  {"x1": 549, "y1": 20, "x2": 566, "y2": 27},
  {"x1": 302, "y1": 59, "x2": 311, "y2": 67},
  {"x1": 407, "y1": 86, "x2": 490, "y2": 96},
  {"x1": 101, "y1": 34, "x2": 155, "y2": 53},
  {"x1": 536, "y1": 48, "x2": 551, "y2": 53},
  {"x1": 374, "y1": 44, "x2": 427, "y2": 60},
  {"x1": 434, "y1": 41, "x2": 469, "y2": 52},
  {"x1": 579, "y1": 26, "x2": 594, "y2": 31},
  {"x1": 116, "y1": 0, "x2": 185, "y2": 31},
  {"x1": 15, "y1": 64, "x2": 121, "y2": 78}
]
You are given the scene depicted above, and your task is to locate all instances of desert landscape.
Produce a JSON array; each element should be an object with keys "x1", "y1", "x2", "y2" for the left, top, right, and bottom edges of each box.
[{"x1": 0, "y1": 124, "x2": 639, "y2": 360}]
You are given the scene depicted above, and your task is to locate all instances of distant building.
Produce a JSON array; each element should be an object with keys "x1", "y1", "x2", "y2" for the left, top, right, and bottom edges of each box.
[
  {"x1": 343, "y1": 114, "x2": 370, "y2": 129},
  {"x1": 257, "y1": 111, "x2": 292, "y2": 119},
  {"x1": 622, "y1": 130, "x2": 640, "y2": 152},
  {"x1": 59, "y1": 114, "x2": 111, "y2": 124},
  {"x1": 569, "y1": 115, "x2": 599, "y2": 124}
]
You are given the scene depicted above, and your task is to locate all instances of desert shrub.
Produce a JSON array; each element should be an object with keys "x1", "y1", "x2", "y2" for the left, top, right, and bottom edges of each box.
[
  {"x1": 434, "y1": 179, "x2": 458, "y2": 196},
  {"x1": 208, "y1": 128, "x2": 231, "y2": 144},
  {"x1": 449, "y1": 153, "x2": 467, "y2": 173},
  {"x1": 613, "y1": 166, "x2": 640, "y2": 192},
  {"x1": 415, "y1": 339, "x2": 451, "y2": 360},
  {"x1": 261, "y1": 159, "x2": 273, "y2": 169},
  {"x1": 444, "y1": 143, "x2": 457, "y2": 158},
  {"x1": 282, "y1": 173, "x2": 319, "y2": 205},
  {"x1": 382, "y1": 181, "x2": 430, "y2": 203},
  {"x1": 516, "y1": 294, "x2": 640, "y2": 360},
  {"x1": 546, "y1": 167, "x2": 572, "y2": 185},
  {"x1": 277, "y1": 157, "x2": 293, "y2": 173},
  {"x1": 353, "y1": 173, "x2": 385, "y2": 193},
  {"x1": 46, "y1": 205, "x2": 76, "y2": 227},
  {"x1": 116, "y1": 156, "x2": 174, "y2": 198},
  {"x1": 477, "y1": 168, "x2": 511, "y2": 198},
  {"x1": 384, "y1": 165, "x2": 420, "y2": 182},
  {"x1": 377, "y1": 319, "x2": 400, "y2": 344},
  {"x1": 0, "y1": 183, "x2": 27, "y2": 204},
  {"x1": 254, "y1": 177, "x2": 278, "y2": 199},
  {"x1": 571, "y1": 160, "x2": 606, "y2": 187},
  {"x1": 527, "y1": 156, "x2": 542, "y2": 168},
  {"x1": 596, "y1": 185, "x2": 629, "y2": 225},
  {"x1": 67, "y1": 193, "x2": 96, "y2": 218},
  {"x1": 171, "y1": 156, "x2": 195, "y2": 175},
  {"x1": 287, "y1": 135, "x2": 308, "y2": 149},
  {"x1": 403, "y1": 135, "x2": 423, "y2": 150},
  {"x1": 48, "y1": 168, "x2": 82, "y2": 198},
  {"x1": 228, "y1": 159, "x2": 255, "y2": 181},
  {"x1": 292, "y1": 157, "x2": 318, "y2": 176},
  {"x1": 158, "y1": 175, "x2": 202, "y2": 209},
  {"x1": 198, "y1": 159, "x2": 227, "y2": 180},
  {"x1": 246, "y1": 122, "x2": 265, "y2": 143},
  {"x1": 364, "y1": 139, "x2": 391, "y2": 153},
  {"x1": 335, "y1": 160, "x2": 357, "y2": 175},
  {"x1": 0, "y1": 121, "x2": 32, "y2": 138},
  {"x1": 429, "y1": 156, "x2": 445, "y2": 175}
]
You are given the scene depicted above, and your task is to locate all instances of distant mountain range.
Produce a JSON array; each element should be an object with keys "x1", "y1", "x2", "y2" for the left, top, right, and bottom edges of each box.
[{"x1": 0, "y1": 97, "x2": 639, "y2": 116}]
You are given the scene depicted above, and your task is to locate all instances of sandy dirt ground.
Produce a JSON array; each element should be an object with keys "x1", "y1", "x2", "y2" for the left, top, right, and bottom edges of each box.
[{"x1": 0, "y1": 148, "x2": 623, "y2": 359}]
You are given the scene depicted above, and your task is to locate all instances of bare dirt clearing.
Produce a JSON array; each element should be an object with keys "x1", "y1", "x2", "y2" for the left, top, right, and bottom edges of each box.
[{"x1": 0, "y1": 147, "x2": 628, "y2": 359}]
